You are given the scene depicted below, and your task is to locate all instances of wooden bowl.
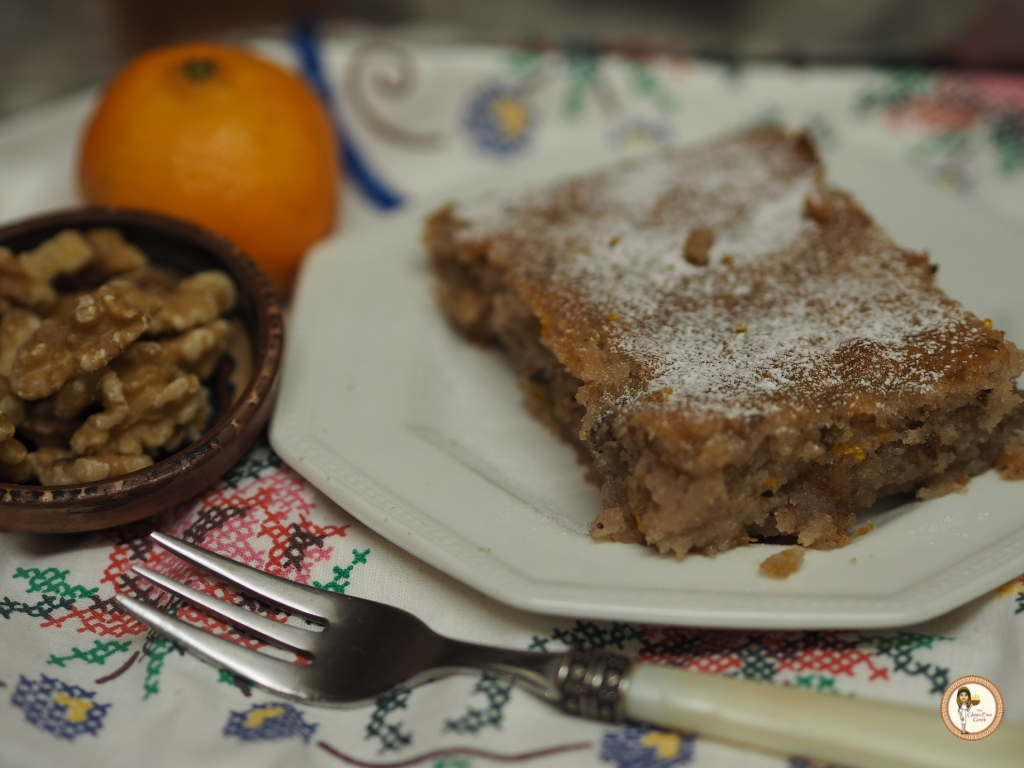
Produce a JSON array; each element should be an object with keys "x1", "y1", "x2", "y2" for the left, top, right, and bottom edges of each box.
[{"x1": 0, "y1": 207, "x2": 283, "y2": 533}]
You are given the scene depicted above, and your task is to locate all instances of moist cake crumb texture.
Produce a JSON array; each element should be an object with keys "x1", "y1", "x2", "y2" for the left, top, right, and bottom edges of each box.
[
  {"x1": 759, "y1": 546, "x2": 806, "y2": 579},
  {"x1": 426, "y1": 128, "x2": 1024, "y2": 558}
]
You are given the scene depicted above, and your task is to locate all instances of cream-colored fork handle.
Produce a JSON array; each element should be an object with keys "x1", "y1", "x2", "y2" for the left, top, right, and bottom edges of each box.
[{"x1": 624, "y1": 663, "x2": 1024, "y2": 768}]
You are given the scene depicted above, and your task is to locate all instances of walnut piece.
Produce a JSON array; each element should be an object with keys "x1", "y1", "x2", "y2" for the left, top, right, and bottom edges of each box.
[
  {"x1": 0, "y1": 375, "x2": 25, "y2": 426},
  {"x1": 19, "y1": 229, "x2": 93, "y2": 282},
  {"x1": 159, "y1": 319, "x2": 231, "y2": 380},
  {"x1": 85, "y1": 228, "x2": 148, "y2": 275},
  {"x1": 0, "y1": 228, "x2": 243, "y2": 486},
  {"x1": 0, "y1": 308, "x2": 42, "y2": 378},
  {"x1": 148, "y1": 270, "x2": 237, "y2": 335},
  {"x1": 683, "y1": 227, "x2": 715, "y2": 267},
  {"x1": 38, "y1": 453, "x2": 153, "y2": 485},
  {"x1": 0, "y1": 430, "x2": 28, "y2": 466},
  {"x1": 26, "y1": 446, "x2": 73, "y2": 485},
  {"x1": 0, "y1": 455, "x2": 32, "y2": 482},
  {"x1": 52, "y1": 368, "x2": 107, "y2": 419},
  {"x1": 0, "y1": 246, "x2": 56, "y2": 312},
  {"x1": 10, "y1": 280, "x2": 163, "y2": 400},
  {"x1": 122, "y1": 264, "x2": 183, "y2": 298},
  {"x1": 0, "y1": 418, "x2": 29, "y2": 465},
  {"x1": 0, "y1": 409, "x2": 13, "y2": 442},
  {"x1": 803, "y1": 191, "x2": 836, "y2": 223},
  {"x1": 71, "y1": 343, "x2": 209, "y2": 457},
  {"x1": 19, "y1": 398, "x2": 81, "y2": 448}
]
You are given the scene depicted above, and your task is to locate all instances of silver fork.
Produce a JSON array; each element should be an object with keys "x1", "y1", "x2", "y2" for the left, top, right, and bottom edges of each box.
[{"x1": 117, "y1": 533, "x2": 1024, "y2": 768}]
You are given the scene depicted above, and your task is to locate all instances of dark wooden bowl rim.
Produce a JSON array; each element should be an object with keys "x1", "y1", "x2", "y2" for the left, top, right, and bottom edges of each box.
[{"x1": 0, "y1": 206, "x2": 284, "y2": 533}]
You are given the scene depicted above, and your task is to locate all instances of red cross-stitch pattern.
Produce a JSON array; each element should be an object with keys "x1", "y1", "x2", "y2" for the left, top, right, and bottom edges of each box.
[
  {"x1": 43, "y1": 462, "x2": 347, "y2": 639},
  {"x1": 39, "y1": 595, "x2": 146, "y2": 637},
  {"x1": 258, "y1": 513, "x2": 348, "y2": 582},
  {"x1": 684, "y1": 654, "x2": 742, "y2": 675},
  {"x1": 640, "y1": 627, "x2": 891, "y2": 683},
  {"x1": 641, "y1": 627, "x2": 750, "y2": 668},
  {"x1": 774, "y1": 646, "x2": 888, "y2": 680}
]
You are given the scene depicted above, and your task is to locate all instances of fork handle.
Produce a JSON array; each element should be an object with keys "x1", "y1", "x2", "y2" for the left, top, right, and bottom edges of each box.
[{"x1": 619, "y1": 661, "x2": 1024, "y2": 768}]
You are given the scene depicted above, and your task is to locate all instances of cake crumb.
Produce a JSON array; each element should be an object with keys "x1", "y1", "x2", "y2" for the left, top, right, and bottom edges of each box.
[
  {"x1": 759, "y1": 546, "x2": 805, "y2": 579},
  {"x1": 996, "y1": 440, "x2": 1024, "y2": 480},
  {"x1": 803, "y1": 191, "x2": 835, "y2": 222},
  {"x1": 916, "y1": 474, "x2": 970, "y2": 499},
  {"x1": 849, "y1": 557, "x2": 857, "y2": 564},
  {"x1": 682, "y1": 227, "x2": 714, "y2": 266},
  {"x1": 854, "y1": 520, "x2": 875, "y2": 537}
]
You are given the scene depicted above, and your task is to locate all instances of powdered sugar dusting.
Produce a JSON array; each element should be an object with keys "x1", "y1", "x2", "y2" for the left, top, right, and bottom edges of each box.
[{"x1": 449, "y1": 131, "x2": 994, "y2": 422}]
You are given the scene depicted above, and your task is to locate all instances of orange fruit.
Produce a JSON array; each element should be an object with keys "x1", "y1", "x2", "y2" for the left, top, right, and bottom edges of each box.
[{"x1": 79, "y1": 42, "x2": 339, "y2": 298}]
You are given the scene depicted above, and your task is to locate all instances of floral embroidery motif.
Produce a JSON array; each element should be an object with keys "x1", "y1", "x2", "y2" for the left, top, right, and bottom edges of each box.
[
  {"x1": 858, "y1": 69, "x2": 1024, "y2": 188},
  {"x1": 223, "y1": 702, "x2": 317, "y2": 743},
  {"x1": 11, "y1": 675, "x2": 110, "y2": 740},
  {"x1": 600, "y1": 725, "x2": 694, "y2": 767},
  {"x1": 464, "y1": 82, "x2": 536, "y2": 156}
]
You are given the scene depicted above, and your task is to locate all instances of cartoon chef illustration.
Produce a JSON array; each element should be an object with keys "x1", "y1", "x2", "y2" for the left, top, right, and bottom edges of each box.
[{"x1": 956, "y1": 687, "x2": 973, "y2": 734}]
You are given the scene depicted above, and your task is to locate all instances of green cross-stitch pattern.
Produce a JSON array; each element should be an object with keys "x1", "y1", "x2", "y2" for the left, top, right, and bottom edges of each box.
[
  {"x1": 444, "y1": 674, "x2": 512, "y2": 734},
  {"x1": 506, "y1": 49, "x2": 542, "y2": 78},
  {"x1": 366, "y1": 687, "x2": 413, "y2": 752},
  {"x1": 142, "y1": 634, "x2": 185, "y2": 700},
  {"x1": 313, "y1": 549, "x2": 370, "y2": 594},
  {"x1": 14, "y1": 567, "x2": 98, "y2": 600},
  {"x1": 531, "y1": 620, "x2": 643, "y2": 652},
  {"x1": 564, "y1": 50, "x2": 600, "y2": 119},
  {"x1": 857, "y1": 631, "x2": 953, "y2": 694},
  {"x1": 990, "y1": 112, "x2": 1024, "y2": 173},
  {"x1": 855, "y1": 68, "x2": 933, "y2": 114},
  {"x1": 48, "y1": 640, "x2": 132, "y2": 668},
  {"x1": 216, "y1": 667, "x2": 255, "y2": 694},
  {"x1": 1, "y1": 566, "x2": 97, "y2": 620},
  {"x1": 794, "y1": 674, "x2": 844, "y2": 694},
  {"x1": 626, "y1": 61, "x2": 676, "y2": 114},
  {"x1": 432, "y1": 758, "x2": 472, "y2": 768},
  {"x1": 732, "y1": 647, "x2": 775, "y2": 682}
]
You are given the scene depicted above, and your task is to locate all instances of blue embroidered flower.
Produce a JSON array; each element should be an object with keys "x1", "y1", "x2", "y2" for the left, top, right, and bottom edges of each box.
[
  {"x1": 223, "y1": 702, "x2": 317, "y2": 743},
  {"x1": 600, "y1": 725, "x2": 694, "y2": 767},
  {"x1": 11, "y1": 674, "x2": 110, "y2": 740},
  {"x1": 464, "y1": 83, "x2": 536, "y2": 156}
]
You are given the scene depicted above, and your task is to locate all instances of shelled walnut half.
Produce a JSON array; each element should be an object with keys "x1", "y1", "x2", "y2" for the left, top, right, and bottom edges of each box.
[{"x1": 0, "y1": 227, "x2": 242, "y2": 485}]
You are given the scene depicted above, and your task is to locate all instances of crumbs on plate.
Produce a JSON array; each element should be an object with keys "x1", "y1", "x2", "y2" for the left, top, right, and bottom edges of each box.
[{"x1": 759, "y1": 546, "x2": 805, "y2": 580}]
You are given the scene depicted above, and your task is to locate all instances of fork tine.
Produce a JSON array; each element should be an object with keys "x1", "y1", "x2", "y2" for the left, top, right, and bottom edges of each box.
[
  {"x1": 149, "y1": 532, "x2": 338, "y2": 621},
  {"x1": 131, "y1": 565, "x2": 320, "y2": 654},
  {"x1": 115, "y1": 594, "x2": 310, "y2": 699}
]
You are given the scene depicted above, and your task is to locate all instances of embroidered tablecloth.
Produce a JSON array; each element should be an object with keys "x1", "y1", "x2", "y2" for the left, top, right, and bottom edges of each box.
[{"x1": 2, "y1": 33, "x2": 1024, "y2": 768}]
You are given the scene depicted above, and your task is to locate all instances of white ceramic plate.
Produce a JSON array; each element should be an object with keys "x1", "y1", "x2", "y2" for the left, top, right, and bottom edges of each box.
[{"x1": 271, "y1": 139, "x2": 1024, "y2": 629}]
